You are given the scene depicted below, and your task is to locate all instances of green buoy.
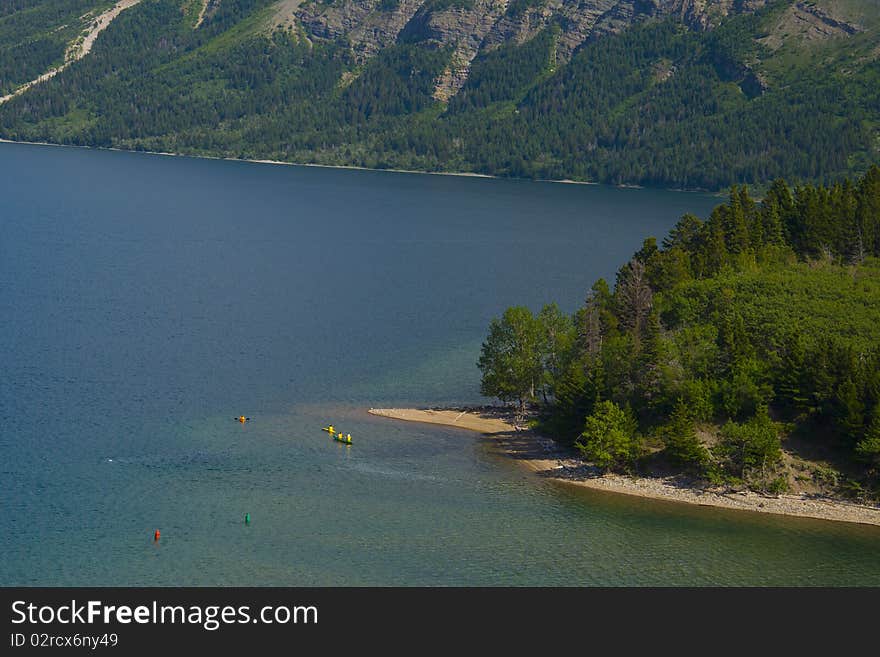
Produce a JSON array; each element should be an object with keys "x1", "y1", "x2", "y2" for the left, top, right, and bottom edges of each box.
[{"x1": 245, "y1": 513, "x2": 250, "y2": 525}]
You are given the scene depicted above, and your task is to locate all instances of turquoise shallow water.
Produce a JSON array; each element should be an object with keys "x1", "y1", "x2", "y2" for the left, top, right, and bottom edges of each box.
[{"x1": 2, "y1": 142, "x2": 879, "y2": 586}]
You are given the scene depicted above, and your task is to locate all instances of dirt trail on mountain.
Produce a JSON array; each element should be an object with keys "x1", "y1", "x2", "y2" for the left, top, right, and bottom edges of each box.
[
  {"x1": 0, "y1": 0, "x2": 142, "y2": 105},
  {"x1": 194, "y1": 0, "x2": 212, "y2": 28}
]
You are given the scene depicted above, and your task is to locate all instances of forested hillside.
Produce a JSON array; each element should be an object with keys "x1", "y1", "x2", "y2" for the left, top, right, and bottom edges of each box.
[
  {"x1": 0, "y1": 0, "x2": 115, "y2": 96},
  {"x1": 0, "y1": 0, "x2": 878, "y2": 189},
  {"x1": 478, "y1": 167, "x2": 880, "y2": 499}
]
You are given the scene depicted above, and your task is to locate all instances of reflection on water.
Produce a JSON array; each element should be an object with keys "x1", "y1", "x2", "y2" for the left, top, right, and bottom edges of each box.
[{"x1": 2, "y1": 142, "x2": 878, "y2": 586}]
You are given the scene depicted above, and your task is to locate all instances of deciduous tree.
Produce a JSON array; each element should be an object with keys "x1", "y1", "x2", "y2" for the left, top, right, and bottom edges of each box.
[{"x1": 478, "y1": 306, "x2": 541, "y2": 417}]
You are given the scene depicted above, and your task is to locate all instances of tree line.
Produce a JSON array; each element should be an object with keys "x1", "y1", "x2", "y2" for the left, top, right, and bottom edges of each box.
[
  {"x1": 0, "y1": 3, "x2": 877, "y2": 191},
  {"x1": 478, "y1": 168, "x2": 880, "y2": 497},
  {"x1": 0, "y1": 0, "x2": 104, "y2": 95}
]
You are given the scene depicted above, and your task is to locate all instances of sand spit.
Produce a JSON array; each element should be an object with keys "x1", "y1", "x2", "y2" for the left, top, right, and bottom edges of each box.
[{"x1": 368, "y1": 407, "x2": 880, "y2": 527}]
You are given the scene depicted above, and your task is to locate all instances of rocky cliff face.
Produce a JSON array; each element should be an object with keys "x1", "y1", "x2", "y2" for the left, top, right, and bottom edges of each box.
[
  {"x1": 401, "y1": 0, "x2": 516, "y2": 99},
  {"x1": 287, "y1": 0, "x2": 770, "y2": 97},
  {"x1": 759, "y1": 1, "x2": 864, "y2": 52},
  {"x1": 297, "y1": 0, "x2": 429, "y2": 59},
  {"x1": 666, "y1": 0, "x2": 768, "y2": 30}
]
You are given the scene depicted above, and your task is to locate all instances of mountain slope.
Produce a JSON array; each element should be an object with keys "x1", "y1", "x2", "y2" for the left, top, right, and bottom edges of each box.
[
  {"x1": 0, "y1": 1, "x2": 142, "y2": 104},
  {"x1": 0, "y1": 0, "x2": 876, "y2": 189}
]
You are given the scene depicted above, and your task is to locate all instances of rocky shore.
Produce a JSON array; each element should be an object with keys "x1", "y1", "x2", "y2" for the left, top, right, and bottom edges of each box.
[{"x1": 368, "y1": 406, "x2": 880, "y2": 527}]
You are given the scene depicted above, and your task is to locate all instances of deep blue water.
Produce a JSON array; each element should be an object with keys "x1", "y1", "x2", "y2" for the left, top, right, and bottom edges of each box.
[{"x1": 2, "y1": 142, "x2": 879, "y2": 586}]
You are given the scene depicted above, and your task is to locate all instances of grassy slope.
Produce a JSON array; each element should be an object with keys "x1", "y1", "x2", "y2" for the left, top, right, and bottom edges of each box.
[
  {"x1": 660, "y1": 257, "x2": 880, "y2": 496},
  {"x1": 666, "y1": 258, "x2": 880, "y2": 354},
  {"x1": 758, "y1": 0, "x2": 880, "y2": 170}
]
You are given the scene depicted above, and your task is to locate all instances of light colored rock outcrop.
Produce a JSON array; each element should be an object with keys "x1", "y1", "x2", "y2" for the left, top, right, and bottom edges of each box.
[
  {"x1": 400, "y1": 0, "x2": 515, "y2": 98},
  {"x1": 0, "y1": 0, "x2": 143, "y2": 105},
  {"x1": 267, "y1": 0, "x2": 307, "y2": 31},
  {"x1": 297, "y1": 0, "x2": 431, "y2": 60},
  {"x1": 760, "y1": 1, "x2": 863, "y2": 52},
  {"x1": 194, "y1": 0, "x2": 221, "y2": 29},
  {"x1": 292, "y1": 0, "x2": 776, "y2": 99}
]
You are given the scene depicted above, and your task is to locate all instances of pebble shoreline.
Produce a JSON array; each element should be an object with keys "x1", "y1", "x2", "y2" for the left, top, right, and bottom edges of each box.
[{"x1": 368, "y1": 407, "x2": 880, "y2": 527}]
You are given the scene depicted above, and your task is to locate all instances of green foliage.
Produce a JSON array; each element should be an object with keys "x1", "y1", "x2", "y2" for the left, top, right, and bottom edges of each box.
[
  {"x1": 839, "y1": 478, "x2": 868, "y2": 501},
  {"x1": 477, "y1": 306, "x2": 541, "y2": 413},
  {"x1": 343, "y1": 44, "x2": 452, "y2": 119},
  {"x1": 0, "y1": 7, "x2": 877, "y2": 189},
  {"x1": 576, "y1": 400, "x2": 640, "y2": 472},
  {"x1": 767, "y1": 476, "x2": 788, "y2": 495},
  {"x1": 856, "y1": 405, "x2": 880, "y2": 468},
  {"x1": 676, "y1": 378, "x2": 715, "y2": 423},
  {"x1": 812, "y1": 464, "x2": 839, "y2": 488},
  {"x1": 447, "y1": 28, "x2": 556, "y2": 114},
  {"x1": 0, "y1": 0, "x2": 105, "y2": 95},
  {"x1": 485, "y1": 168, "x2": 880, "y2": 495},
  {"x1": 536, "y1": 302, "x2": 575, "y2": 402},
  {"x1": 662, "y1": 399, "x2": 710, "y2": 471},
  {"x1": 666, "y1": 265, "x2": 880, "y2": 356},
  {"x1": 540, "y1": 353, "x2": 603, "y2": 445},
  {"x1": 478, "y1": 302, "x2": 579, "y2": 413},
  {"x1": 719, "y1": 406, "x2": 782, "y2": 487},
  {"x1": 718, "y1": 357, "x2": 772, "y2": 420}
]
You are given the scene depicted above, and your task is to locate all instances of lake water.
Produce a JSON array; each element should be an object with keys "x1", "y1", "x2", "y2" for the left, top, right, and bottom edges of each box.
[{"x1": 2, "y1": 142, "x2": 879, "y2": 586}]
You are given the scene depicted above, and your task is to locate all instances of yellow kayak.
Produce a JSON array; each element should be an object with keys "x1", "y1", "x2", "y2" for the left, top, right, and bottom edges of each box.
[{"x1": 323, "y1": 426, "x2": 351, "y2": 443}]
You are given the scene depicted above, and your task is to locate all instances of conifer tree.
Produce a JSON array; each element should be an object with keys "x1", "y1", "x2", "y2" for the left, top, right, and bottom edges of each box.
[
  {"x1": 663, "y1": 213, "x2": 704, "y2": 251},
  {"x1": 720, "y1": 406, "x2": 781, "y2": 488},
  {"x1": 836, "y1": 378, "x2": 866, "y2": 444},
  {"x1": 740, "y1": 186, "x2": 761, "y2": 249},
  {"x1": 724, "y1": 186, "x2": 751, "y2": 254},
  {"x1": 856, "y1": 405, "x2": 880, "y2": 469},
  {"x1": 589, "y1": 278, "x2": 618, "y2": 338},
  {"x1": 856, "y1": 165, "x2": 880, "y2": 256},
  {"x1": 760, "y1": 195, "x2": 785, "y2": 246},
  {"x1": 764, "y1": 178, "x2": 795, "y2": 244},
  {"x1": 615, "y1": 259, "x2": 653, "y2": 347},
  {"x1": 577, "y1": 291, "x2": 603, "y2": 357},
  {"x1": 636, "y1": 309, "x2": 666, "y2": 415},
  {"x1": 776, "y1": 332, "x2": 809, "y2": 412},
  {"x1": 576, "y1": 400, "x2": 640, "y2": 472},
  {"x1": 703, "y1": 219, "x2": 728, "y2": 275},
  {"x1": 663, "y1": 398, "x2": 709, "y2": 470}
]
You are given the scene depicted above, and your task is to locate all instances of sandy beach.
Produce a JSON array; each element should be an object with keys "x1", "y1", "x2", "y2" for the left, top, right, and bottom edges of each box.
[
  {"x1": 1, "y1": 139, "x2": 723, "y2": 192},
  {"x1": 0, "y1": 138, "x2": 509, "y2": 180},
  {"x1": 0, "y1": 139, "x2": 731, "y2": 197},
  {"x1": 368, "y1": 407, "x2": 880, "y2": 527}
]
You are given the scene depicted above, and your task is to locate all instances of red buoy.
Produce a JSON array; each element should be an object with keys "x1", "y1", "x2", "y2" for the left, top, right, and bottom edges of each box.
[{"x1": 154, "y1": 530, "x2": 160, "y2": 541}]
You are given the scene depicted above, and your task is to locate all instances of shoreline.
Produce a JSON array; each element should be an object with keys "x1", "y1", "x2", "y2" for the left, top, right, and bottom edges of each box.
[
  {"x1": 368, "y1": 407, "x2": 880, "y2": 527},
  {"x1": 0, "y1": 138, "x2": 727, "y2": 193}
]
